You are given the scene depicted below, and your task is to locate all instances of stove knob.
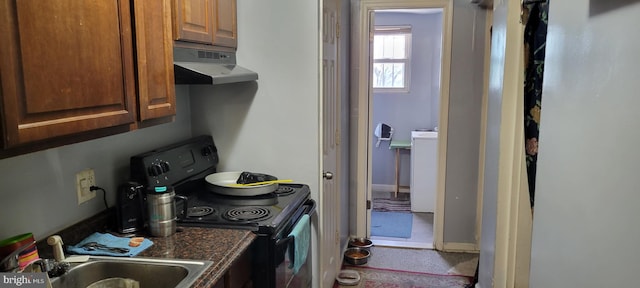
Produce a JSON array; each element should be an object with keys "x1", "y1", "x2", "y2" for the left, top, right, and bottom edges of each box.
[
  {"x1": 148, "y1": 164, "x2": 163, "y2": 176},
  {"x1": 160, "y1": 161, "x2": 171, "y2": 173},
  {"x1": 202, "y1": 145, "x2": 216, "y2": 156}
]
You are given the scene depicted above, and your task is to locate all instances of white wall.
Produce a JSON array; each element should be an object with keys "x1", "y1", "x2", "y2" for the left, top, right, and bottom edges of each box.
[
  {"x1": 529, "y1": 1, "x2": 640, "y2": 287},
  {"x1": 188, "y1": 0, "x2": 321, "y2": 286},
  {"x1": 442, "y1": 0, "x2": 487, "y2": 243},
  {"x1": 0, "y1": 86, "x2": 192, "y2": 240},
  {"x1": 189, "y1": 0, "x2": 320, "y2": 203}
]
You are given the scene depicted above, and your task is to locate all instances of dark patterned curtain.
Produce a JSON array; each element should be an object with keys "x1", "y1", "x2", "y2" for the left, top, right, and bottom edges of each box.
[{"x1": 523, "y1": 1, "x2": 548, "y2": 209}]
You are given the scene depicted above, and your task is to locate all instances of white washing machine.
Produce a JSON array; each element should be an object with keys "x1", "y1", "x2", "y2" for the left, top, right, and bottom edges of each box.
[{"x1": 410, "y1": 131, "x2": 438, "y2": 213}]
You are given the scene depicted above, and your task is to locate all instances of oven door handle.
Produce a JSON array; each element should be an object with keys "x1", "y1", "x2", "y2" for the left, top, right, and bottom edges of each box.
[
  {"x1": 275, "y1": 235, "x2": 293, "y2": 249},
  {"x1": 274, "y1": 199, "x2": 316, "y2": 248},
  {"x1": 303, "y1": 198, "x2": 317, "y2": 217}
]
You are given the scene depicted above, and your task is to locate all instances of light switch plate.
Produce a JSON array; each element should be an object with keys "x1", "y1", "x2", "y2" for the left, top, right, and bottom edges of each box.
[{"x1": 76, "y1": 169, "x2": 96, "y2": 204}]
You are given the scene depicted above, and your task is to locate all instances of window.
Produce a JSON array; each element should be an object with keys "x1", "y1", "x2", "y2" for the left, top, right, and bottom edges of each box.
[{"x1": 372, "y1": 25, "x2": 412, "y2": 92}]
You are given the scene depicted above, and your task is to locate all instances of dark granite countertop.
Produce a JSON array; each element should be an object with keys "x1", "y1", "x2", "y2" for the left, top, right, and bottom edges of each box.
[
  {"x1": 36, "y1": 209, "x2": 256, "y2": 287},
  {"x1": 139, "y1": 227, "x2": 255, "y2": 287}
]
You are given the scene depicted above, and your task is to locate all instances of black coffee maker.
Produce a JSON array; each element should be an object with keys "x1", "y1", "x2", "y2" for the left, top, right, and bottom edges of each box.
[{"x1": 116, "y1": 181, "x2": 145, "y2": 234}]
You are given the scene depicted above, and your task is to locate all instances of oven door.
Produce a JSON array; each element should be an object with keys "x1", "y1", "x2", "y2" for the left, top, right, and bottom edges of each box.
[{"x1": 274, "y1": 199, "x2": 316, "y2": 288}]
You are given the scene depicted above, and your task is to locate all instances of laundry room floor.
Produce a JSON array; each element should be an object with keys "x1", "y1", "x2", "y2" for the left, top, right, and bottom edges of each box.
[{"x1": 371, "y1": 212, "x2": 434, "y2": 249}]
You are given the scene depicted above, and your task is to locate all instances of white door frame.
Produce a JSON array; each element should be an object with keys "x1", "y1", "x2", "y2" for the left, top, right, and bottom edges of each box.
[
  {"x1": 494, "y1": 1, "x2": 532, "y2": 286},
  {"x1": 475, "y1": 6, "x2": 493, "y2": 251},
  {"x1": 350, "y1": 0, "x2": 453, "y2": 250},
  {"x1": 478, "y1": 0, "x2": 533, "y2": 286}
]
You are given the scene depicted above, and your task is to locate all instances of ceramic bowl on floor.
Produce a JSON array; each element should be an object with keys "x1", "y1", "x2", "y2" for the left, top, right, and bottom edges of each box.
[
  {"x1": 336, "y1": 269, "x2": 361, "y2": 286},
  {"x1": 348, "y1": 237, "x2": 373, "y2": 252},
  {"x1": 344, "y1": 247, "x2": 370, "y2": 265}
]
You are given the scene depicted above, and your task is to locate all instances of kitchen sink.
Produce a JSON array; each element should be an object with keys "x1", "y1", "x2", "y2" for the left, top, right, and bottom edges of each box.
[{"x1": 50, "y1": 256, "x2": 213, "y2": 288}]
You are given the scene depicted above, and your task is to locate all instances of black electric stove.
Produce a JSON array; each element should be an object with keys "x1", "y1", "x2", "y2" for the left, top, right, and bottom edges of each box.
[
  {"x1": 129, "y1": 135, "x2": 315, "y2": 287},
  {"x1": 129, "y1": 135, "x2": 312, "y2": 235},
  {"x1": 174, "y1": 180, "x2": 311, "y2": 234}
]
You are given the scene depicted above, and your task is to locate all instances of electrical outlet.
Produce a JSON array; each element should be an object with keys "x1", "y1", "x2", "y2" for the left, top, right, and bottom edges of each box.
[{"x1": 76, "y1": 168, "x2": 96, "y2": 204}]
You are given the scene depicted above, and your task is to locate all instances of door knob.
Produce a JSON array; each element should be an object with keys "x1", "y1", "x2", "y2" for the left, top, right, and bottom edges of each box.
[{"x1": 323, "y1": 171, "x2": 333, "y2": 180}]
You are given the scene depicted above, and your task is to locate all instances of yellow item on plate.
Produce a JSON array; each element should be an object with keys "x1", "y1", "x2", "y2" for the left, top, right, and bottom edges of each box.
[{"x1": 229, "y1": 179, "x2": 293, "y2": 187}]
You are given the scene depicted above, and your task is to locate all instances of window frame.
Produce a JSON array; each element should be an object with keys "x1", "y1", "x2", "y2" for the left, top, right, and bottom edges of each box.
[{"x1": 372, "y1": 25, "x2": 412, "y2": 93}]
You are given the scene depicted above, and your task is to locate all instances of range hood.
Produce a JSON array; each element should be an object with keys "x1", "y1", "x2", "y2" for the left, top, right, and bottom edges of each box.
[{"x1": 173, "y1": 47, "x2": 258, "y2": 85}]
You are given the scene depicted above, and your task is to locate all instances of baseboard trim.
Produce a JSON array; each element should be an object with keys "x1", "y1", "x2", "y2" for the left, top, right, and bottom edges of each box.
[
  {"x1": 370, "y1": 238, "x2": 433, "y2": 250},
  {"x1": 442, "y1": 242, "x2": 479, "y2": 253},
  {"x1": 372, "y1": 184, "x2": 394, "y2": 192}
]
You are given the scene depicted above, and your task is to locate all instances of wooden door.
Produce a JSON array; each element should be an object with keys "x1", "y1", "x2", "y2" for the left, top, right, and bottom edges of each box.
[
  {"x1": 321, "y1": 0, "x2": 341, "y2": 286},
  {"x1": 0, "y1": 0, "x2": 136, "y2": 147},
  {"x1": 133, "y1": 0, "x2": 176, "y2": 121},
  {"x1": 212, "y1": 0, "x2": 237, "y2": 48},
  {"x1": 173, "y1": 0, "x2": 214, "y2": 44}
]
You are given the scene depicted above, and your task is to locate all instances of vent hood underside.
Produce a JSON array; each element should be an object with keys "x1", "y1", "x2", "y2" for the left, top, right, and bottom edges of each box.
[{"x1": 173, "y1": 47, "x2": 258, "y2": 85}]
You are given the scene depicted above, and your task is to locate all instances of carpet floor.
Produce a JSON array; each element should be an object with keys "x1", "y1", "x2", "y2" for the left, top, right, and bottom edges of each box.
[
  {"x1": 337, "y1": 266, "x2": 472, "y2": 288},
  {"x1": 336, "y1": 246, "x2": 478, "y2": 287}
]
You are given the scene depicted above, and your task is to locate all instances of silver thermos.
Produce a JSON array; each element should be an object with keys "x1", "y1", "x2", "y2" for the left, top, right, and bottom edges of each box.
[{"x1": 146, "y1": 186, "x2": 187, "y2": 237}]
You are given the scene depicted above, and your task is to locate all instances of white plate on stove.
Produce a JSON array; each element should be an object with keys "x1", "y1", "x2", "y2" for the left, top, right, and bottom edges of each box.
[{"x1": 205, "y1": 171, "x2": 278, "y2": 196}]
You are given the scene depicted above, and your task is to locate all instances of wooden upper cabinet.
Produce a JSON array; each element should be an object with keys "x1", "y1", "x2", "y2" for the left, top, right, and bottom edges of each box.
[
  {"x1": 212, "y1": 0, "x2": 237, "y2": 48},
  {"x1": 133, "y1": 0, "x2": 176, "y2": 121},
  {"x1": 173, "y1": 0, "x2": 237, "y2": 48},
  {"x1": 0, "y1": 0, "x2": 137, "y2": 148},
  {"x1": 173, "y1": 0, "x2": 214, "y2": 44}
]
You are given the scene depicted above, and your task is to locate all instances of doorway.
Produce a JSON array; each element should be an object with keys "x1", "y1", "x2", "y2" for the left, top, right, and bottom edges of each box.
[
  {"x1": 369, "y1": 8, "x2": 444, "y2": 249},
  {"x1": 350, "y1": 0, "x2": 453, "y2": 251}
]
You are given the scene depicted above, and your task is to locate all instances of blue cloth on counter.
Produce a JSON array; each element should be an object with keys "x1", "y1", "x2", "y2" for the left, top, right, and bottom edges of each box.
[
  {"x1": 66, "y1": 232, "x2": 153, "y2": 257},
  {"x1": 287, "y1": 214, "x2": 310, "y2": 274}
]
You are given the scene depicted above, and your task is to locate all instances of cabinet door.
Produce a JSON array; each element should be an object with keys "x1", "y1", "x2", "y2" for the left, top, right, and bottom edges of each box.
[
  {"x1": 212, "y1": 277, "x2": 225, "y2": 288},
  {"x1": 224, "y1": 248, "x2": 252, "y2": 288},
  {"x1": 173, "y1": 0, "x2": 214, "y2": 44},
  {"x1": 212, "y1": 0, "x2": 237, "y2": 48},
  {"x1": 134, "y1": 0, "x2": 176, "y2": 121},
  {"x1": 0, "y1": 0, "x2": 136, "y2": 147}
]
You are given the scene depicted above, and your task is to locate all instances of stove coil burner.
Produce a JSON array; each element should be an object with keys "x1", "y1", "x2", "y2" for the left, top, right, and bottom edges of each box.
[
  {"x1": 223, "y1": 207, "x2": 271, "y2": 222},
  {"x1": 275, "y1": 186, "x2": 295, "y2": 196},
  {"x1": 187, "y1": 206, "x2": 215, "y2": 218}
]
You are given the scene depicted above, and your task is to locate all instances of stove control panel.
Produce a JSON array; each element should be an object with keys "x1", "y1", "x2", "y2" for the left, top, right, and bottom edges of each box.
[{"x1": 130, "y1": 135, "x2": 219, "y2": 187}]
